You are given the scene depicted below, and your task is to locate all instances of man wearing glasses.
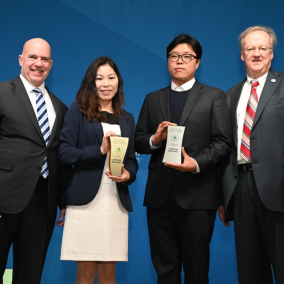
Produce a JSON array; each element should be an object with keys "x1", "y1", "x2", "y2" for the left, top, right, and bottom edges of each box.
[
  {"x1": 219, "y1": 26, "x2": 284, "y2": 283},
  {"x1": 135, "y1": 34, "x2": 232, "y2": 284}
]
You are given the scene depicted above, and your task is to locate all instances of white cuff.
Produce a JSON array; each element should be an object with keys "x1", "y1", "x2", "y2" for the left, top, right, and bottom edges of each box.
[
  {"x1": 192, "y1": 159, "x2": 200, "y2": 174},
  {"x1": 149, "y1": 135, "x2": 162, "y2": 149}
]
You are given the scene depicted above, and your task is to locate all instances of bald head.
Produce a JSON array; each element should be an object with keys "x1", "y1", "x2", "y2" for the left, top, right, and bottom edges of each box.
[
  {"x1": 22, "y1": 38, "x2": 52, "y2": 57},
  {"x1": 19, "y1": 38, "x2": 53, "y2": 87}
]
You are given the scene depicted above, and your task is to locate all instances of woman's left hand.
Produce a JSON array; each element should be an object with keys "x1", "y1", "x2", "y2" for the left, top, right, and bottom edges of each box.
[{"x1": 105, "y1": 164, "x2": 130, "y2": 183}]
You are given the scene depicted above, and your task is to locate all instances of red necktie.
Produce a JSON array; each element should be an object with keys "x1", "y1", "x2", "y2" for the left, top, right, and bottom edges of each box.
[{"x1": 240, "y1": 80, "x2": 259, "y2": 161}]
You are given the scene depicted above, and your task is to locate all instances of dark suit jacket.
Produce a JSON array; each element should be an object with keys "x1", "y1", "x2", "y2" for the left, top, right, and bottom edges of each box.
[
  {"x1": 220, "y1": 69, "x2": 284, "y2": 219},
  {"x1": 0, "y1": 76, "x2": 71, "y2": 220},
  {"x1": 58, "y1": 102, "x2": 138, "y2": 212},
  {"x1": 135, "y1": 80, "x2": 232, "y2": 209}
]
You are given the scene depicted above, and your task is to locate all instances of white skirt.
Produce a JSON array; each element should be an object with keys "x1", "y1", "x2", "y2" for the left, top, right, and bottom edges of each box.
[
  {"x1": 61, "y1": 182, "x2": 128, "y2": 261},
  {"x1": 61, "y1": 123, "x2": 128, "y2": 261}
]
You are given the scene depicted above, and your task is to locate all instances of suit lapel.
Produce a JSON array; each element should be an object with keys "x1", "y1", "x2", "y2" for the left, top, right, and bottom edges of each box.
[
  {"x1": 253, "y1": 69, "x2": 280, "y2": 129},
  {"x1": 230, "y1": 80, "x2": 245, "y2": 148},
  {"x1": 158, "y1": 87, "x2": 171, "y2": 121},
  {"x1": 92, "y1": 119, "x2": 104, "y2": 142},
  {"x1": 11, "y1": 77, "x2": 44, "y2": 143},
  {"x1": 47, "y1": 89, "x2": 60, "y2": 145},
  {"x1": 179, "y1": 80, "x2": 203, "y2": 126}
]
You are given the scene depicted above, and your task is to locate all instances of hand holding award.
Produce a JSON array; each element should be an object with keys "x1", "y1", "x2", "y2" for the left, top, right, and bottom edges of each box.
[
  {"x1": 162, "y1": 125, "x2": 185, "y2": 164},
  {"x1": 109, "y1": 137, "x2": 129, "y2": 176},
  {"x1": 163, "y1": 126, "x2": 198, "y2": 172}
]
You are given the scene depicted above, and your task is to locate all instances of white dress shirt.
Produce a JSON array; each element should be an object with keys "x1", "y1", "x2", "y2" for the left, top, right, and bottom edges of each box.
[
  {"x1": 20, "y1": 74, "x2": 56, "y2": 132},
  {"x1": 149, "y1": 78, "x2": 200, "y2": 172},
  {"x1": 237, "y1": 72, "x2": 268, "y2": 164},
  {"x1": 170, "y1": 78, "x2": 196, "y2": 92}
]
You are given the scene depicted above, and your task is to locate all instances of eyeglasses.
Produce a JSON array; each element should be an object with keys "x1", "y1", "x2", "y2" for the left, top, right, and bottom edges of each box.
[
  {"x1": 168, "y1": 53, "x2": 197, "y2": 62},
  {"x1": 242, "y1": 46, "x2": 273, "y2": 55}
]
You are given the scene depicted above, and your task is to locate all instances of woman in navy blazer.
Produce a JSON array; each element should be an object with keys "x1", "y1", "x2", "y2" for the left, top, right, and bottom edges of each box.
[{"x1": 57, "y1": 56, "x2": 138, "y2": 284}]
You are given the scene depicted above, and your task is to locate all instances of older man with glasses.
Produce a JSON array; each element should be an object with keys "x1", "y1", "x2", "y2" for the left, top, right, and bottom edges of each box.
[{"x1": 219, "y1": 25, "x2": 284, "y2": 284}]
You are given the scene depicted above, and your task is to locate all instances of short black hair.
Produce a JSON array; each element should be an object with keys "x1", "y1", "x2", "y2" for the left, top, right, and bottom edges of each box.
[{"x1": 167, "y1": 33, "x2": 202, "y2": 60}]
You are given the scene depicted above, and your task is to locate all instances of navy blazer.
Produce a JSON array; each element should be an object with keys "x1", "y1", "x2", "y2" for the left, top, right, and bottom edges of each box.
[
  {"x1": 59, "y1": 102, "x2": 138, "y2": 212},
  {"x1": 219, "y1": 69, "x2": 284, "y2": 219}
]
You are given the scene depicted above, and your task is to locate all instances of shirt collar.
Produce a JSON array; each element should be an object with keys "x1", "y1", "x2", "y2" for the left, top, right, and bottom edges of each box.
[
  {"x1": 20, "y1": 74, "x2": 45, "y2": 95},
  {"x1": 246, "y1": 72, "x2": 268, "y2": 88},
  {"x1": 171, "y1": 78, "x2": 196, "y2": 92}
]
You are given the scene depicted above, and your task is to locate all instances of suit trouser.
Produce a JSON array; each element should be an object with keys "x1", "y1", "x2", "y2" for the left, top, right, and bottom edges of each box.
[
  {"x1": 0, "y1": 176, "x2": 55, "y2": 284},
  {"x1": 233, "y1": 169, "x2": 284, "y2": 284},
  {"x1": 147, "y1": 198, "x2": 216, "y2": 284}
]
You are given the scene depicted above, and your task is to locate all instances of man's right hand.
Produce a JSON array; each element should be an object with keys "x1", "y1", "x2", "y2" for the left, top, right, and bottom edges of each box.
[
  {"x1": 218, "y1": 206, "x2": 230, "y2": 228},
  {"x1": 151, "y1": 121, "x2": 177, "y2": 146}
]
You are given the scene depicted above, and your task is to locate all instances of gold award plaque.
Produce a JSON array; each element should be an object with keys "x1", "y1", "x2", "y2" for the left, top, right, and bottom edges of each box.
[{"x1": 109, "y1": 137, "x2": 129, "y2": 176}]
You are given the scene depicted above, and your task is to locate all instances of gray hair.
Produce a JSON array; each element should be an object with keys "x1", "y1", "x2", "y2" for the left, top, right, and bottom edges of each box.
[{"x1": 239, "y1": 26, "x2": 277, "y2": 49}]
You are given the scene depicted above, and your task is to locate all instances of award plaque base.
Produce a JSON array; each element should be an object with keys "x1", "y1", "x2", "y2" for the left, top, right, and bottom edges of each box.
[{"x1": 109, "y1": 137, "x2": 129, "y2": 176}]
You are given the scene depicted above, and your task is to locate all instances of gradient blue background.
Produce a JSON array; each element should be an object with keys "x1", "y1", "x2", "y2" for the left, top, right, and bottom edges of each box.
[{"x1": 1, "y1": 0, "x2": 283, "y2": 283}]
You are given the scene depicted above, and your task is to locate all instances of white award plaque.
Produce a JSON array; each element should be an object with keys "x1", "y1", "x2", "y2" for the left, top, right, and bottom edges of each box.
[
  {"x1": 162, "y1": 125, "x2": 185, "y2": 164},
  {"x1": 109, "y1": 137, "x2": 129, "y2": 176}
]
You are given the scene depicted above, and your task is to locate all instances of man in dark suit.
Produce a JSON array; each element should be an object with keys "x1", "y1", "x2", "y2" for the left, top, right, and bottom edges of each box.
[
  {"x1": 218, "y1": 26, "x2": 284, "y2": 284},
  {"x1": 135, "y1": 34, "x2": 232, "y2": 284},
  {"x1": 0, "y1": 38, "x2": 71, "y2": 284}
]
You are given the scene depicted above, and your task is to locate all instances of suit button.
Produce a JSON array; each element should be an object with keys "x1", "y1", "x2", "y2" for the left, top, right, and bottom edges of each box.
[
  {"x1": 38, "y1": 166, "x2": 42, "y2": 171},
  {"x1": 234, "y1": 174, "x2": 237, "y2": 179}
]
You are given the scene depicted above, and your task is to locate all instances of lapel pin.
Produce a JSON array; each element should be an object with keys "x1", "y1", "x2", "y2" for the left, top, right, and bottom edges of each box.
[{"x1": 271, "y1": 79, "x2": 276, "y2": 82}]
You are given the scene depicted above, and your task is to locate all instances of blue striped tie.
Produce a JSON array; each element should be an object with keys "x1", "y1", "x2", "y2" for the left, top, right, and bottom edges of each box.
[{"x1": 34, "y1": 88, "x2": 50, "y2": 179}]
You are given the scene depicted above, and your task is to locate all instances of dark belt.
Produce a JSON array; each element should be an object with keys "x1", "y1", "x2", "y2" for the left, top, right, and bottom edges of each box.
[{"x1": 238, "y1": 163, "x2": 253, "y2": 171}]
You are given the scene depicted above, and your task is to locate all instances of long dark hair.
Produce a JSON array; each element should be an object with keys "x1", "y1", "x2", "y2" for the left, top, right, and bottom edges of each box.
[{"x1": 76, "y1": 56, "x2": 125, "y2": 123}]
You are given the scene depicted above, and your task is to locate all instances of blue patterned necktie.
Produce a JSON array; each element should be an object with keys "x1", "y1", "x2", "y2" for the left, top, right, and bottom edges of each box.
[{"x1": 34, "y1": 88, "x2": 50, "y2": 179}]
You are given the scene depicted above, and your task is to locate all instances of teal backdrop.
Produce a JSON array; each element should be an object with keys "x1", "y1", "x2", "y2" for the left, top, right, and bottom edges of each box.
[{"x1": 1, "y1": 0, "x2": 284, "y2": 283}]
